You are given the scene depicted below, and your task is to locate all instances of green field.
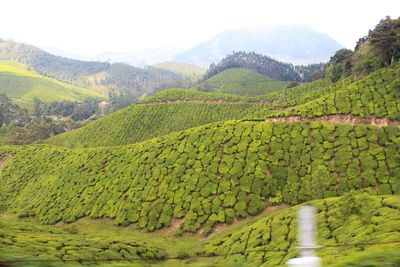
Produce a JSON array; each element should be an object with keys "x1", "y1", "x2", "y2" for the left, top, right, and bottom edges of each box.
[
  {"x1": 0, "y1": 60, "x2": 105, "y2": 109},
  {"x1": 197, "y1": 68, "x2": 289, "y2": 96}
]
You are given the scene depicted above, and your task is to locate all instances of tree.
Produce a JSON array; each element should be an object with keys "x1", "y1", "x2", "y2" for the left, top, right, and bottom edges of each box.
[
  {"x1": 326, "y1": 49, "x2": 354, "y2": 82},
  {"x1": 33, "y1": 97, "x2": 43, "y2": 119},
  {"x1": 369, "y1": 16, "x2": 400, "y2": 66}
]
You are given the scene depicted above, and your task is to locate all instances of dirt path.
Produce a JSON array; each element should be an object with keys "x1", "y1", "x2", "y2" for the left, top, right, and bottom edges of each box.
[
  {"x1": 258, "y1": 115, "x2": 400, "y2": 128},
  {"x1": 140, "y1": 100, "x2": 400, "y2": 127},
  {"x1": 140, "y1": 99, "x2": 271, "y2": 105}
]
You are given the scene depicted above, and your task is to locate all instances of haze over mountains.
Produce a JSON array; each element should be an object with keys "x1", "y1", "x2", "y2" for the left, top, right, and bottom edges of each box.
[{"x1": 37, "y1": 25, "x2": 343, "y2": 67}]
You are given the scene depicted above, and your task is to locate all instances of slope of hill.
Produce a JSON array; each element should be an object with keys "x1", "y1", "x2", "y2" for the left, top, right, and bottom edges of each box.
[
  {"x1": 197, "y1": 68, "x2": 289, "y2": 96},
  {"x1": 0, "y1": 39, "x2": 184, "y2": 98},
  {"x1": 264, "y1": 64, "x2": 400, "y2": 120},
  {"x1": 152, "y1": 61, "x2": 206, "y2": 80},
  {"x1": 0, "y1": 60, "x2": 104, "y2": 109},
  {"x1": 45, "y1": 100, "x2": 270, "y2": 147},
  {"x1": 2, "y1": 120, "x2": 399, "y2": 234},
  {"x1": 203, "y1": 51, "x2": 325, "y2": 82},
  {"x1": 45, "y1": 65, "x2": 386, "y2": 149},
  {"x1": 204, "y1": 195, "x2": 400, "y2": 266},
  {"x1": 1, "y1": 195, "x2": 398, "y2": 266},
  {"x1": 174, "y1": 24, "x2": 343, "y2": 66},
  {"x1": 0, "y1": 216, "x2": 166, "y2": 263}
]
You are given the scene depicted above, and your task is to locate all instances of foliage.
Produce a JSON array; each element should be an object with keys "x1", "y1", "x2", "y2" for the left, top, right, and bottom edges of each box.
[{"x1": 326, "y1": 16, "x2": 400, "y2": 77}]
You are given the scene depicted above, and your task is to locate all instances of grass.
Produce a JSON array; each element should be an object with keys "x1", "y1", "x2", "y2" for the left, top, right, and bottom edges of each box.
[{"x1": 0, "y1": 60, "x2": 105, "y2": 109}]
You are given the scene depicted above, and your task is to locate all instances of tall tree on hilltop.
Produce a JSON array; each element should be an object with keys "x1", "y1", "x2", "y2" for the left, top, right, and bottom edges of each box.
[{"x1": 369, "y1": 16, "x2": 400, "y2": 66}]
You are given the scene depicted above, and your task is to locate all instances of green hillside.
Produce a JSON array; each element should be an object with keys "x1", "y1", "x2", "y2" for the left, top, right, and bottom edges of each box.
[
  {"x1": 204, "y1": 195, "x2": 400, "y2": 266},
  {"x1": 1, "y1": 195, "x2": 398, "y2": 266},
  {"x1": 0, "y1": 215, "x2": 166, "y2": 264},
  {"x1": 198, "y1": 68, "x2": 289, "y2": 96},
  {"x1": 265, "y1": 65, "x2": 400, "y2": 120},
  {"x1": 0, "y1": 40, "x2": 184, "y2": 103},
  {"x1": 153, "y1": 61, "x2": 206, "y2": 80},
  {"x1": 2, "y1": 120, "x2": 400, "y2": 235},
  {"x1": 46, "y1": 65, "x2": 398, "y2": 148},
  {"x1": 46, "y1": 102, "x2": 270, "y2": 147},
  {"x1": 0, "y1": 60, "x2": 104, "y2": 109}
]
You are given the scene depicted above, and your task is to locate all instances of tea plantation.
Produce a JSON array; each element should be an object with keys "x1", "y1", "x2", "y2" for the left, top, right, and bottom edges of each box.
[
  {"x1": 2, "y1": 120, "x2": 400, "y2": 235},
  {"x1": 45, "y1": 65, "x2": 399, "y2": 149},
  {"x1": 204, "y1": 195, "x2": 400, "y2": 267},
  {"x1": 0, "y1": 217, "x2": 166, "y2": 264},
  {"x1": 267, "y1": 65, "x2": 400, "y2": 120},
  {"x1": 197, "y1": 68, "x2": 289, "y2": 96},
  {"x1": 46, "y1": 102, "x2": 271, "y2": 147}
]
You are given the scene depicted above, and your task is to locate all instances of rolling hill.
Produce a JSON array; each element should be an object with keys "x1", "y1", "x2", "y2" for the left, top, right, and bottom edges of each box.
[
  {"x1": 46, "y1": 64, "x2": 398, "y2": 148},
  {"x1": 152, "y1": 61, "x2": 206, "y2": 80},
  {"x1": 197, "y1": 68, "x2": 289, "y2": 96},
  {"x1": 203, "y1": 51, "x2": 325, "y2": 82},
  {"x1": 0, "y1": 60, "x2": 104, "y2": 109},
  {"x1": 0, "y1": 39, "x2": 184, "y2": 98}
]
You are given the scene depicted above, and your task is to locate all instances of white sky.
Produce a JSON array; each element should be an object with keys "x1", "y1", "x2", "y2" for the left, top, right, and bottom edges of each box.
[{"x1": 1, "y1": 0, "x2": 399, "y2": 56}]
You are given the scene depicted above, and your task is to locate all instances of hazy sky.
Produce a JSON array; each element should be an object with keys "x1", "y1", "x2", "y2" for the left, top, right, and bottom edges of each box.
[{"x1": 1, "y1": 0, "x2": 399, "y2": 56}]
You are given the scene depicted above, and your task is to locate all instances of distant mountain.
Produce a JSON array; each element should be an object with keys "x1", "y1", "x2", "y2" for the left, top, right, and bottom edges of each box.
[
  {"x1": 174, "y1": 25, "x2": 343, "y2": 67},
  {"x1": 0, "y1": 39, "x2": 184, "y2": 100}
]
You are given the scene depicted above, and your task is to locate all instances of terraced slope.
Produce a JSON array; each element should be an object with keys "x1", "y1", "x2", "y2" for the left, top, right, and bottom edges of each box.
[
  {"x1": 0, "y1": 217, "x2": 166, "y2": 263},
  {"x1": 2, "y1": 121, "x2": 399, "y2": 234},
  {"x1": 266, "y1": 65, "x2": 400, "y2": 120},
  {"x1": 198, "y1": 68, "x2": 289, "y2": 96},
  {"x1": 0, "y1": 60, "x2": 104, "y2": 109},
  {"x1": 204, "y1": 195, "x2": 400, "y2": 267},
  {"x1": 47, "y1": 65, "x2": 399, "y2": 148},
  {"x1": 46, "y1": 101, "x2": 271, "y2": 147}
]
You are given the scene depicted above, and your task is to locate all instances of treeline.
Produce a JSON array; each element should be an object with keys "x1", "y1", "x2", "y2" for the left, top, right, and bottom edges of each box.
[
  {"x1": 203, "y1": 51, "x2": 325, "y2": 82},
  {"x1": 326, "y1": 16, "x2": 400, "y2": 82},
  {"x1": 0, "y1": 94, "x2": 104, "y2": 145}
]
